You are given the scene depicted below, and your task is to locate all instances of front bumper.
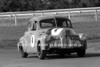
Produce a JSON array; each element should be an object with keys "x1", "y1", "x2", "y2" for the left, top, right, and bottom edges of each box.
[
  {"x1": 46, "y1": 46, "x2": 85, "y2": 54},
  {"x1": 46, "y1": 42, "x2": 86, "y2": 50},
  {"x1": 45, "y1": 35, "x2": 87, "y2": 51}
]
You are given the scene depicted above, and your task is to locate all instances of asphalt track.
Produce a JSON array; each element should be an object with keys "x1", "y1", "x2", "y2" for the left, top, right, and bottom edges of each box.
[{"x1": 1, "y1": 43, "x2": 100, "y2": 67}]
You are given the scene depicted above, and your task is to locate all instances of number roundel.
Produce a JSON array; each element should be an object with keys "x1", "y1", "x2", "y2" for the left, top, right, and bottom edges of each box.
[{"x1": 31, "y1": 35, "x2": 35, "y2": 47}]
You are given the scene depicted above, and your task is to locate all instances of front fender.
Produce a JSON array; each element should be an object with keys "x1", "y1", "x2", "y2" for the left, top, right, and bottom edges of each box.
[
  {"x1": 38, "y1": 37, "x2": 47, "y2": 50},
  {"x1": 78, "y1": 33, "x2": 87, "y2": 41},
  {"x1": 78, "y1": 33, "x2": 87, "y2": 49}
]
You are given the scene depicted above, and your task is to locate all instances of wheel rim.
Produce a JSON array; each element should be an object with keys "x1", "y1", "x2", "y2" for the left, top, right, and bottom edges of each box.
[
  {"x1": 37, "y1": 43, "x2": 41, "y2": 57},
  {"x1": 20, "y1": 46, "x2": 24, "y2": 54}
]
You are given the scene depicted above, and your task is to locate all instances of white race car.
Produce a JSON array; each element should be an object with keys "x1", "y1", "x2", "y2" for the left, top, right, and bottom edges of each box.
[{"x1": 17, "y1": 15, "x2": 87, "y2": 59}]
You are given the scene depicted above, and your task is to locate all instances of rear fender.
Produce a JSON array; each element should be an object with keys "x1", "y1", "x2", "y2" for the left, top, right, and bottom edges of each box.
[
  {"x1": 17, "y1": 39, "x2": 27, "y2": 52},
  {"x1": 17, "y1": 42, "x2": 21, "y2": 51}
]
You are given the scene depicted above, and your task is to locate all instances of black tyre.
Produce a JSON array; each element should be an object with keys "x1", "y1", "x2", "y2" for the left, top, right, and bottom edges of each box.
[
  {"x1": 77, "y1": 49, "x2": 86, "y2": 57},
  {"x1": 59, "y1": 53, "x2": 66, "y2": 57},
  {"x1": 37, "y1": 44, "x2": 46, "y2": 59},
  {"x1": 19, "y1": 46, "x2": 28, "y2": 58}
]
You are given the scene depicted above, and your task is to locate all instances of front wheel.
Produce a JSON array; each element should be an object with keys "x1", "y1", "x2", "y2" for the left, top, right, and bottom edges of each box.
[
  {"x1": 59, "y1": 53, "x2": 66, "y2": 57},
  {"x1": 37, "y1": 43, "x2": 46, "y2": 59},
  {"x1": 77, "y1": 49, "x2": 86, "y2": 57},
  {"x1": 19, "y1": 46, "x2": 28, "y2": 58}
]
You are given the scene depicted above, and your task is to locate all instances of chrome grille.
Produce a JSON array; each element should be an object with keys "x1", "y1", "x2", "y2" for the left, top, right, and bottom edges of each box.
[{"x1": 49, "y1": 36, "x2": 82, "y2": 48}]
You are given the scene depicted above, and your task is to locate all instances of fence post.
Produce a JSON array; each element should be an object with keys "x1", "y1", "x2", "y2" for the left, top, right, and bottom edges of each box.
[
  {"x1": 14, "y1": 14, "x2": 17, "y2": 26},
  {"x1": 42, "y1": 12, "x2": 44, "y2": 16},
  {"x1": 95, "y1": 10, "x2": 98, "y2": 22},
  {"x1": 68, "y1": 11, "x2": 71, "y2": 19}
]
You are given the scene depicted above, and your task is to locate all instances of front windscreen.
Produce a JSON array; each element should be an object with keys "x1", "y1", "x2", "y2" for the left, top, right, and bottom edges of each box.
[
  {"x1": 40, "y1": 17, "x2": 72, "y2": 28},
  {"x1": 40, "y1": 18, "x2": 56, "y2": 28},
  {"x1": 56, "y1": 18, "x2": 72, "y2": 28}
]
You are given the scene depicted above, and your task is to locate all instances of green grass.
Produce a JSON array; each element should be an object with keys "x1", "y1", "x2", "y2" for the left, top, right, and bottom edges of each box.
[
  {"x1": 0, "y1": 14, "x2": 100, "y2": 48},
  {"x1": 0, "y1": 25, "x2": 27, "y2": 48},
  {"x1": 73, "y1": 22, "x2": 100, "y2": 38},
  {"x1": 0, "y1": 17, "x2": 31, "y2": 27},
  {"x1": 0, "y1": 21, "x2": 100, "y2": 48}
]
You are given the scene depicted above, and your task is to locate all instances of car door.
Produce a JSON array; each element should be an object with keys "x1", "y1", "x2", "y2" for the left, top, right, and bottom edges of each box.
[{"x1": 25, "y1": 21, "x2": 38, "y2": 53}]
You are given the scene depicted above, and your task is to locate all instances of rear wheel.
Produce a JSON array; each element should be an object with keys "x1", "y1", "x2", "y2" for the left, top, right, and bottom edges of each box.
[
  {"x1": 37, "y1": 43, "x2": 46, "y2": 60},
  {"x1": 19, "y1": 46, "x2": 28, "y2": 58},
  {"x1": 59, "y1": 53, "x2": 66, "y2": 57},
  {"x1": 77, "y1": 49, "x2": 86, "y2": 57}
]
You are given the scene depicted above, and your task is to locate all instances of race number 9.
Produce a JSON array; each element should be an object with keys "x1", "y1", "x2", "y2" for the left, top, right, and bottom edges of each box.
[{"x1": 31, "y1": 35, "x2": 35, "y2": 47}]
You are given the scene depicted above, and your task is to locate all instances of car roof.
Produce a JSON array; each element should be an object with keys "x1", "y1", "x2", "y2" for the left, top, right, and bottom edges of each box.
[{"x1": 30, "y1": 15, "x2": 69, "y2": 22}]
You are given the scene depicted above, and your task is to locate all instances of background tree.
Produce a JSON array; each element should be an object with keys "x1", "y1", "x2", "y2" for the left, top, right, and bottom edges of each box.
[{"x1": 0, "y1": 0, "x2": 99, "y2": 12}]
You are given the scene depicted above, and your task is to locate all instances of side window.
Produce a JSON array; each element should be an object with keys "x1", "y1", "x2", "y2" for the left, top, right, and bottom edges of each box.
[
  {"x1": 56, "y1": 18, "x2": 73, "y2": 28},
  {"x1": 62, "y1": 21, "x2": 67, "y2": 27},
  {"x1": 32, "y1": 21, "x2": 37, "y2": 30},
  {"x1": 40, "y1": 19, "x2": 56, "y2": 28}
]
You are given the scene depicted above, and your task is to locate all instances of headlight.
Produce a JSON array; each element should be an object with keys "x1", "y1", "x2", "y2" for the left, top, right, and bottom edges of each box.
[
  {"x1": 79, "y1": 33, "x2": 86, "y2": 40},
  {"x1": 42, "y1": 34, "x2": 46, "y2": 39},
  {"x1": 81, "y1": 35, "x2": 86, "y2": 40}
]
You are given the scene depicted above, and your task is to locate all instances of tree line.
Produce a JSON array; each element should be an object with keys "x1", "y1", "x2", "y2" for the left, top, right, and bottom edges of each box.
[{"x1": 0, "y1": 0, "x2": 100, "y2": 12}]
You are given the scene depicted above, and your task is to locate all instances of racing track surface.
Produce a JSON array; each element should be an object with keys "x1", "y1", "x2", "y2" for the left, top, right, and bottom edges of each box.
[{"x1": 0, "y1": 43, "x2": 100, "y2": 67}]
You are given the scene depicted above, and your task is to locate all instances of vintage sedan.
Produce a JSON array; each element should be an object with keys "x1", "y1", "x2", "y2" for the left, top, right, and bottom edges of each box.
[{"x1": 17, "y1": 15, "x2": 87, "y2": 59}]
